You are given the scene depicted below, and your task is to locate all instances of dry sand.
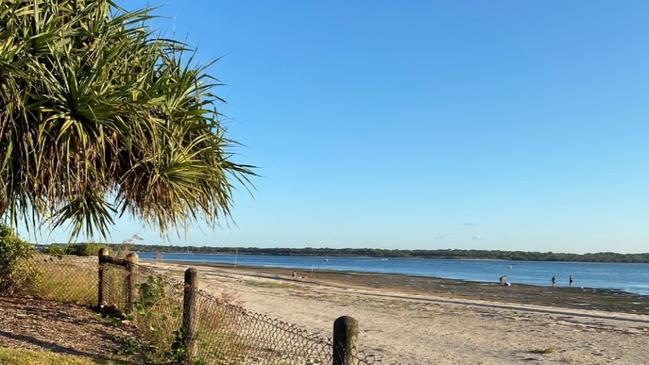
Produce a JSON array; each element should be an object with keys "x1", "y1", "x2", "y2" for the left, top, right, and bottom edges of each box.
[{"x1": 144, "y1": 261, "x2": 649, "y2": 365}]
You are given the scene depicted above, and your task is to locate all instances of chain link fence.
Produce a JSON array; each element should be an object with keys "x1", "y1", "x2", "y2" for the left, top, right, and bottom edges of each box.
[
  {"x1": 133, "y1": 264, "x2": 385, "y2": 365},
  {"x1": 193, "y1": 288, "x2": 334, "y2": 364},
  {"x1": 12, "y1": 253, "x2": 388, "y2": 365},
  {"x1": 190, "y1": 288, "x2": 382, "y2": 365},
  {"x1": 132, "y1": 264, "x2": 185, "y2": 363},
  {"x1": 102, "y1": 262, "x2": 131, "y2": 312},
  {"x1": 28, "y1": 254, "x2": 98, "y2": 306}
]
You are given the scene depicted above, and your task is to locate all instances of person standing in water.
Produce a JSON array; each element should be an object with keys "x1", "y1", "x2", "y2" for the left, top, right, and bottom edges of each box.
[
  {"x1": 569, "y1": 275, "x2": 574, "y2": 288},
  {"x1": 551, "y1": 275, "x2": 557, "y2": 287}
]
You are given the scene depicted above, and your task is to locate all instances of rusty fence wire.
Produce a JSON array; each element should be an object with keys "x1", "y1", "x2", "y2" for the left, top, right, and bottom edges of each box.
[{"x1": 12, "y1": 254, "x2": 387, "y2": 365}]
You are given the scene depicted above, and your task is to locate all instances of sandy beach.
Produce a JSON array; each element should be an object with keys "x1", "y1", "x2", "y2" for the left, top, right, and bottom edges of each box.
[{"x1": 141, "y1": 261, "x2": 649, "y2": 365}]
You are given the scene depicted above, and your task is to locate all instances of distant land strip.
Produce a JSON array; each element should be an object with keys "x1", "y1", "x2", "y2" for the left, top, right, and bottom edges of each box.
[{"x1": 38, "y1": 244, "x2": 649, "y2": 263}]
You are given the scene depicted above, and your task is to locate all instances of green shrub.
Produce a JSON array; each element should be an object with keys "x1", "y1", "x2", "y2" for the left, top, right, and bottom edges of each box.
[
  {"x1": 65, "y1": 243, "x2": 109, "y2": 257},
  {"x1": 132, "y1": 275, "x2": 183, "y2": 363},
  {"x1": 43, "y1": 243, "x2": 109, "y2": 257},
  {"x1": 42, "y1": 244, "x2": 66, "y2": 256},
  {"x1": 0, "y1": 224, "x2": 36, "y2": 294}
]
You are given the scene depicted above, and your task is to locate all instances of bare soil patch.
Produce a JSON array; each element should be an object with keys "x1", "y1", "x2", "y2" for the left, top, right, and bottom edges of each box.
[{"x1": 0, "y1": 296, "x2": 136, "y2": 361}]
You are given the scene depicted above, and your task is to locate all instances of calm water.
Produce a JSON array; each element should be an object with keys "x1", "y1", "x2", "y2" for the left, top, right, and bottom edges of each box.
[{"x1": 138, "y1": 252, "x2": 649, "y2": 295}]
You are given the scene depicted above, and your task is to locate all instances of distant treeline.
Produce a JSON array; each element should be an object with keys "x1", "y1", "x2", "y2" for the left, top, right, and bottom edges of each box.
[{"x1": 37, "y1": 244, "x2": 649, "y2": 263}]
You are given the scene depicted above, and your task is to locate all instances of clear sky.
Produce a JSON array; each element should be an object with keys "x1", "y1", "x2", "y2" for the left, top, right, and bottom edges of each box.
[{"x1": 23, "y1": 1, "x2": 649, "y2": 253}]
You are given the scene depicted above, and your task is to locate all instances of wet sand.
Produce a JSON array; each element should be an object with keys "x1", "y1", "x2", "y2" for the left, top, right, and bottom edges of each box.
[{"x1": 165, "y1": 261, "x2": 649, "y2": 315}]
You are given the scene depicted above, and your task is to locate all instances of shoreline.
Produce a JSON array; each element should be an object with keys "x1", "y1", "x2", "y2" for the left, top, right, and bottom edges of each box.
[{"x1": 148, "y1": 259, "x2": 649, "y2": 315}]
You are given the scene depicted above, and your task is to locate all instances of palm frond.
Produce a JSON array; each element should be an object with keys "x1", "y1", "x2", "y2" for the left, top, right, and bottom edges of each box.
[{"x1": 0, "y1": 0, "x2": 255, "y2": 240}]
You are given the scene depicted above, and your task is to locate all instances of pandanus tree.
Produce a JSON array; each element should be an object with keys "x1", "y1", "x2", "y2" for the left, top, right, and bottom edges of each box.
[{"x1": 0, "y1": 1, "x2": 254, "y2": 239}]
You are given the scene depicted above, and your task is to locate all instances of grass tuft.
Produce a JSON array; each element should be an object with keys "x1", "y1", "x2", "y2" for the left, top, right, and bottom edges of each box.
[{"x1": 527, "y1": 347, "x2": 555, "y2": 355}]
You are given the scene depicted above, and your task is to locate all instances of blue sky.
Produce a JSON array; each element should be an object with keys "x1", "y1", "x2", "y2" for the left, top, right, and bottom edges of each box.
[{"x1": 24, "y1": 1, "x2": 649, "y2": 253}]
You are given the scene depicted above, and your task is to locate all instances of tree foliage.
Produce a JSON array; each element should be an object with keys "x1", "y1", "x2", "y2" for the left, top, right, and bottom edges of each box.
[
  {"x1": 0, "y1": 0, "x2": 254, "y2": 239},
  {"x1": 69, "y1": 245, "x2": 649, "y2": 263},
  {"x1": 43, "y1": 242, "x2": 108, "y2": 256},
  {"x1": 0, "y1": 223, "x2": 35, "y2": 294}
]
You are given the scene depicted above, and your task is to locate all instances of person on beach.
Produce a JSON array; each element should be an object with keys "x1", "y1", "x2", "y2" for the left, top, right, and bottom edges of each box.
[
  {"x1": 499, "y1": 274, "x2": 507, "y2": 286},
  {"x1": 569, "y1": 275, "x2": 574, "y2": 288},
  {"x1": 497, "y1": 274, "x2": 512, "y2": 287},
  {"x1": 551, "y1": 275, "x2": 557, "y2": 287}
]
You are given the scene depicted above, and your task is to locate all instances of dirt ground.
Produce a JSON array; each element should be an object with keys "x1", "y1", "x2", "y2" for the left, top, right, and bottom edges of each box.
[{"x1": 0, "y1": 296, "x2": 136, "y2": 362}]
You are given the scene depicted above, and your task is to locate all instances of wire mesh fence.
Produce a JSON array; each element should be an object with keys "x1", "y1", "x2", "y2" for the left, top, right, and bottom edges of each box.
[
  {"x1": 28, "y1": 254, "x2": 98, "y2": 306},
  {"x1": 132, "y1": 264, "x2": 185, "y2": 363},
  {"x1": 133, "y1": 263, "x2": 385, "y2": 365},
  {"x1": 102, "y1": 262, "x2": 130, "y2": 312},
  {"x1": 193, "y1": 288, "x2": 334, "y2": 364},
  {"x1": 190, "y1": 289, "x2": 381, "y2": 365},
  {"x1": 10, "y1": 253, "x2": 388, "y2": 365}
]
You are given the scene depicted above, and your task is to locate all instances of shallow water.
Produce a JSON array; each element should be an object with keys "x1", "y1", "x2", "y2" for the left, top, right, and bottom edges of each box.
[{"x1": 138, "y1": 252, "x2": 649, "y2": 295}]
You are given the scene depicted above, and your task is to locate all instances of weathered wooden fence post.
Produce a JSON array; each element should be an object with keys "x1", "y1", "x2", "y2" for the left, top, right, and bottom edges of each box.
[
  {"x1": 125, "y1": 252, "x2": 139, "y2": 313},
  {"x1": 183, "y1": 268, "x2": 199, "y2": 363},
  {"x1": 98, "y1": 248, "x2": 108, "y2": 308},
  {"x1": 333, "y1": 316, "x2": 359, "y2": 365}
]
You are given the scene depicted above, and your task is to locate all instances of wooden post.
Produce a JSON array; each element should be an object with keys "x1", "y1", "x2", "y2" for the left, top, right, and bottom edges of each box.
[
  {"x1": 98, "y1": 248, "x2": 108, "y2": 308},
  {"x1": 125, "y1": 252, "x2": 139, "y2": 313},
  {"x1": 183, "y1": 268, "x2": 199, "y2": 363},
  {"x1": 333, "y1": 316, "x2": 359, "y2": 365}
]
